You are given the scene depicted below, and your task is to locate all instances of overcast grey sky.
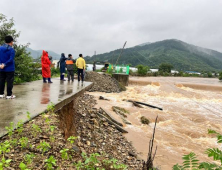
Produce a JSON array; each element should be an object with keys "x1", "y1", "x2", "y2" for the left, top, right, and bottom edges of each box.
[{"x1": 0, "y1": 0, "x2": 222, "y2": 56}]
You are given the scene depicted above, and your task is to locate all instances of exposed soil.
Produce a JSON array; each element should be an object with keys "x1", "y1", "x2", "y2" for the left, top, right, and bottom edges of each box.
[
  {"x1": 0, "y1": 94, "x2": 143, "y2": 170},
  {"x1": 75, "y1": 95, "x2": 143, "y2": 169}
]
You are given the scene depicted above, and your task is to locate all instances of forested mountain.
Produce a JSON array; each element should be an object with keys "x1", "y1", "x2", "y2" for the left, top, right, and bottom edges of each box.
[
  {"x1": 26, "y1": 48, "x2": 60, "y2": 59},
  {"x1": 85, "y1": 39, "x2": 222, "y2": 72}
]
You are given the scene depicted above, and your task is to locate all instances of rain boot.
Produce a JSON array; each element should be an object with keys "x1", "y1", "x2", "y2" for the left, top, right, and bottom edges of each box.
[
  {"x1": 62, "y1": 75, "x2": 66, "y2": 81},
  {"x1": 43, "y1": 77, "x2": 47, "y2": 83},
  {"x1": 60, "y1": 75, "x2": 62, "y2": 80},
  {"x1": 48, "y1": 78, "x2": 53, "y2": 83}
]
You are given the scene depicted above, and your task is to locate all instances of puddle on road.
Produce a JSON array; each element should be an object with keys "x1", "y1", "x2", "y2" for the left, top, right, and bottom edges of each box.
[{"x1": 88, "y1": 78, "x2": 222, "y2": 170}]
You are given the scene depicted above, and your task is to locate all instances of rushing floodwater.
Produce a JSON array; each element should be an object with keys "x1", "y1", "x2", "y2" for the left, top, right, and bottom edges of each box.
[{"x1": 89, "y1": 77, "x2": 222, "y2": 170}]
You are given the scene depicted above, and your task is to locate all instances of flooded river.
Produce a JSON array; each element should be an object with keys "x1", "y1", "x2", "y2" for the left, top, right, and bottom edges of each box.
[{"x1": 88, "y1": 77, "x2": 222, "y2": 170}]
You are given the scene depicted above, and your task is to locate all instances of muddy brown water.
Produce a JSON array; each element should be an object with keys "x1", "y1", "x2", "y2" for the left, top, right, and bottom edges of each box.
[{"x1": 88, "y1": 77, "x2": 222, "y2": 170}]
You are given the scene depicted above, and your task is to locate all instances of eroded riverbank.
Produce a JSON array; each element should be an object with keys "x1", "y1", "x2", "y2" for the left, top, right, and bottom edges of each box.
[{"x1": 88, "y1": 77, "x2": 222, "y2": 169}]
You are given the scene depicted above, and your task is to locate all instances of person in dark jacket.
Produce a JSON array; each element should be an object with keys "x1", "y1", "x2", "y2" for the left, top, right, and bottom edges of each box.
[
  {"x1": 59, "y1": 53, "x2": 67, "y2": 81},
  {"x1": 66, "y1": 54, "x2": 75, "y2": 82},
  {"x1": 0, "y1": 36, "x2": 16, "y2": 99}
]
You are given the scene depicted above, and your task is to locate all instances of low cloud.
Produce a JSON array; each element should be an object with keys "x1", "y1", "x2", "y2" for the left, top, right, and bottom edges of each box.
[{"x1": 0, "y1": 0, "x2": 222, "y2": 56}]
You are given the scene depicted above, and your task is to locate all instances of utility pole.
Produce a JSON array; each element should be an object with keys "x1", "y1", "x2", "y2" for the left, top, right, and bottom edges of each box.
[
  {"x1": 112, "y1": 51, "x2": 114, "y2": 65},
  {"x1": 93, "y1": 51, "x2": 96, "y2": 71},
  {"x1": 115, "y1": 41, "x2": 127, "y2": 66}
]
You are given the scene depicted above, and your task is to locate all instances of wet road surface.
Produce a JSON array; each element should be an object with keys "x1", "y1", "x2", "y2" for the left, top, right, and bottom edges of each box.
[{"x1": 0, "y1": 78, "x2": 92, "y2": 137}]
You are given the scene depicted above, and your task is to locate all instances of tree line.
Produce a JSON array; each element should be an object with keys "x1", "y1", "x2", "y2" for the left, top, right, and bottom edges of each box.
[
  {"x1": 0, "y1": 14, "x2": 41, "y2": 84},
  {"x1": 134, "y1": 63, "x2": 222, "y2": 80}
]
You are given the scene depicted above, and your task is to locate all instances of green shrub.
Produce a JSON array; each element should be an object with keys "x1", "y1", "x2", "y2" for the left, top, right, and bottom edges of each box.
[
  {"x1": 219, "y1": 71, "x2": 222, "y2": 80},
  {"x1": 0, "y1": 13, "x2": 41, "y2": 84},
  {"x1": 153, "y1": 72, "x2": 159, "y2": 77},
  {"x1": 0, "y1": 157, "x2": 12, "y2": 169},
  {"x1": 136, "y1": 65, "x2": 149, "y2": 76},
  {"x1": 45, "y1": 156, "x2": 56, "y2": 170},
  {"x1": 19, "y1": 137, "x2": 29, "y2": 149},
  {"x1": 207, "y1": 72, "x2": 213, "y2": 78},
  {"x1": 19, "y1": 162, "x2": 30, "y2": 170},
  {"x1": 75, "y1": 152, "x2": 127, "y2": 170},
  {"x1": 51, "y1": 68, "x2": 60, "y2": 77},
  {"x1": 37, "y1": 141, "x2": 51, "y2": 154},
  {"x1": 173, "y1": 129, "x2": 222, "y2": 169},
  {"x1": 159, "y1": 63, "x2": 173, "y2": 73}
]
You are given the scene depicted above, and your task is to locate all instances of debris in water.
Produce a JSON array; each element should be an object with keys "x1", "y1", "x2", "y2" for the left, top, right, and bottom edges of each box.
[
  {"x1": 100, "y1": 107, "x2": 123, "y2": 127},
  {"x1": 99, "y1": 96, "x2": 110, "y2": 101},
  {"x1": 124, "y1": 99, "x2": 163, "y2": 110},
  {"x1": 140, "y1": 116, "x2": 150, "y2": 125},
  {"x1": 112, "y1": 106, "x2": 128, "y2": 118},
  {"x1": 143, "y1": 116, "x2": 158, "y2": 170},
  {"x1": 123, "y1": 99, "x2": 143, "y2": 108},
  {"x1": 112, "y1": 106, "x2": 130, "y2": 114}
]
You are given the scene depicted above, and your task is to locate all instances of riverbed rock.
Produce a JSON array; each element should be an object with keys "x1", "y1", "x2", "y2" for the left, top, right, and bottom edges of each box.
[
  {"x1": 128, "y1": 151, "x2": 137, "y2": 157},
  {"x1": 74, "y1": 94, "x2": 144, "y2": 169},
  {"x1": 72, "y1": 145, "x2": 80, "y2": 152}
]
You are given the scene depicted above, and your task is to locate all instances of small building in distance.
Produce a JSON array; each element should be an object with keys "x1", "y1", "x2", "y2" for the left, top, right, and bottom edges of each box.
[
  {"x1": 150, "y1": 69, "x2": 158, "y2": 73},
  {"x1": 171, "y1": 70, "x2": 179, "y2": 74},
  {"x1": 185, "y1": 71, "x2": 201, "y2": 75},
  {"x1": 149, "y1": 69, "x2": 179, "y2": 74},
  {"x1": 52, "y1": 60, "x2": 59, "y2": 68}
]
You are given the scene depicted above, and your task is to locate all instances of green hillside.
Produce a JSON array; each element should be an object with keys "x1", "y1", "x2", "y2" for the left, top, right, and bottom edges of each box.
[
  {"x1": 26, "y1": 48, "x2": 61, "y2": 59},
  {"x1": 85, "y1": 39, "x2": 222, "y2": 72}
]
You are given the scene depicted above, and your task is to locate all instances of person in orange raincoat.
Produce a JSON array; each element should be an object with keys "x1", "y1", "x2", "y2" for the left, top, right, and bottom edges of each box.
[{"x1": 41, "y1": 50, "x2": 52, "y2": 83}]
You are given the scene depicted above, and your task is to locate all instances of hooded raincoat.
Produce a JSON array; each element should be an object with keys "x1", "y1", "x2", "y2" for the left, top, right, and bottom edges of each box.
[
  {"x1": 41, "y1": 50, "x2": 51, "y2": 78},
  {"x1": 59, "y1": 53, "x2": 67, "y2": 74}
]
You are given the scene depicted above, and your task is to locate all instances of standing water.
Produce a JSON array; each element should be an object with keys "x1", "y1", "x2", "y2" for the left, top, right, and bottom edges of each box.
[{"x1": 89, "y1": 77, "x2": 222, "y2": 170}]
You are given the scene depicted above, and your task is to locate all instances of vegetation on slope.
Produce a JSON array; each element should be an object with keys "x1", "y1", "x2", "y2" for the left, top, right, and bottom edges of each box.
[{"x1": 85, "y1": 39, "x2": 222, "y2": 72}]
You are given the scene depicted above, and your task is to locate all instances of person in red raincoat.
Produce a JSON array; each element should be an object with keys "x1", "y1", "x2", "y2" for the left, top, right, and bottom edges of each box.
[{"x1": 41, "y1": 50, "x2": 53, "y2": 83}]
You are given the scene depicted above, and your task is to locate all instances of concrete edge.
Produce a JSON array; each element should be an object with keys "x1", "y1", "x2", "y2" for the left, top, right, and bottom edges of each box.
[{"x1": 55, "y1": 83, "x2": 93, "y2": 112}]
